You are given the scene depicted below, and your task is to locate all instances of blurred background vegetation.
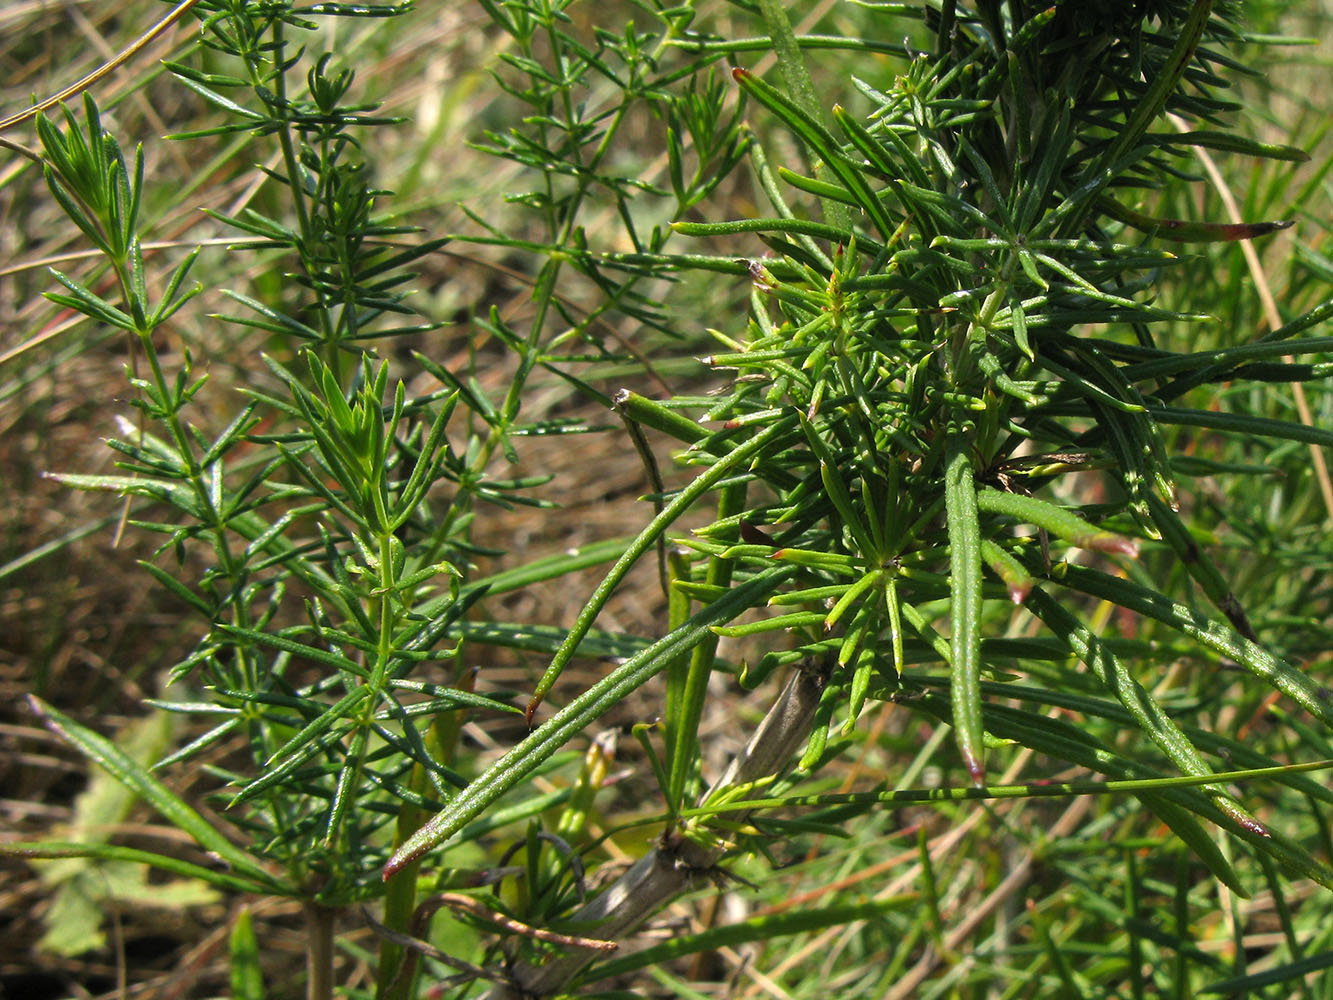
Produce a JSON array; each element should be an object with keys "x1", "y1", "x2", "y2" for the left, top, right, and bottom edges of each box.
[{"x1": 3, "y1": 1, "x2": 1333, "y2": 997}]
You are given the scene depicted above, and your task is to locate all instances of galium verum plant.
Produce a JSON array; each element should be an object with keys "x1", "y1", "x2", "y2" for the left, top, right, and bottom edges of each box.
[
  {"x1": 13, "y1": 0, "x2": 764, "y2": 994},
  {"x1": 17, "y1": 4, "x2": 536, "y2": 994}
]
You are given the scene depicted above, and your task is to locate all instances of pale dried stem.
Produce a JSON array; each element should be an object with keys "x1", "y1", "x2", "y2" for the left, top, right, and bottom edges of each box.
[
  {"x1": 481, "y1": 665, "x2": 827, "y2": 1000},
  {"x1": 1169, "y1": 113, "x2": 1333, "y2": 522}
]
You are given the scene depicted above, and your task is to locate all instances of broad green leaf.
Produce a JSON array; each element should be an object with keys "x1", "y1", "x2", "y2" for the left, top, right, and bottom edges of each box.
[{"x1": 29, "y1": 704, "x2": 218, "y2": 956}]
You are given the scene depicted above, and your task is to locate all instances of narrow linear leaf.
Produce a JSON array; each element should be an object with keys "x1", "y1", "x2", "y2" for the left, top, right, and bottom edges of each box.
[
  {"x1": 1099, "y1": 196, "x2": 1294, "y2": 242},
  {"x1": 1026, "y1": 588, "x2": 1266, "y2": 836},
  {"x1": 232, "y1": 687, "x2": 372, "y2": 805},
  {"x1": 977, "y1": 488, "x2": 1139, "y2": 556},
  {"x1": 583, "y1": 896, "x2": 916, "y2": 983},
  {"x1": 0, "y1": 841, "x2": 277, "y2": 895},
  {"x1": 526, "y1": 414, "x2": 798, "y2": 718},
  {"x1": 1058, "y1": 566, "x2": 1333, "y2": 728},
  {"x1": 944, "y1": 434, "x2": 984, "y2": 784},
  {"x1": 678, "y1": 759, "x2": 1333, "y2": 816},
  {"x1": 1204, "y1": 951, "x2": 1333, "y2": 995}
]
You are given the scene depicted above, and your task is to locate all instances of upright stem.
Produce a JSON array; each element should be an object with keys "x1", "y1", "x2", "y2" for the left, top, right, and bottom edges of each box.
[
  {"x1": 305, "y1": 902, "x2": 336, "y2": 1000},
  {"x1": 378, "y1": 660, "x2": 473, "y2": 1000}
]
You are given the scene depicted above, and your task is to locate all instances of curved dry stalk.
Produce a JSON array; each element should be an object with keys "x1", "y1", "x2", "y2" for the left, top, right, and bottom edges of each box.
[
  {"x1": 1169, "y1": 111, "x2": 1333, "y2": 522},
  {"x1": 0, "y1": 0, "x2": 201, "y2": 135}
]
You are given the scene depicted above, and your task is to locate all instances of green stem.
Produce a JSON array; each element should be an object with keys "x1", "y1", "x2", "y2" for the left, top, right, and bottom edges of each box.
[
  {"x1": 376, "y1": 829, "x2": 422, "y2": 1000},
  {"x1": 666, "y1": 481, "x2": 747, "y2": 820}
]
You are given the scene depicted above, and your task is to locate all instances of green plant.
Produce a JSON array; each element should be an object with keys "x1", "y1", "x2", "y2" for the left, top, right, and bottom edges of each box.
[{"x1": 8, "y1": 1, "x2": 1333, "y2": 998}]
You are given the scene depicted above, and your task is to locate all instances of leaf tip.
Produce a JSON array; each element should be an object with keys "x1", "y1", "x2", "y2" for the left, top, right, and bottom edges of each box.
[
  {"x1": 1088, "y1": 534, "x2": 1139, "y2": 557},
  {"x1": 1233, "y1": 812, "x2": 1271, "y2": 838}
]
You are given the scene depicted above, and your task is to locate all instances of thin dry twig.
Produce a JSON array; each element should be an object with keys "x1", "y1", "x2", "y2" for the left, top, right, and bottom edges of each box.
[{"x1": 423, "y1": 893, "x2": 618, "y2": 952}]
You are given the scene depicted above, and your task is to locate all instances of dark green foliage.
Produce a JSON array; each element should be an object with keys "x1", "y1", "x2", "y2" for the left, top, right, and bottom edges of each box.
[{"x1": 10, "y1": 1, "x2": 1333, "y2": 997}]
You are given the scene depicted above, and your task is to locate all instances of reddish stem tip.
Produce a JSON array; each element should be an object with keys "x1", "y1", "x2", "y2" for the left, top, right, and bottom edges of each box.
[
  {"x1": 1238, "y1": 815, "x2": 1271, "y2": 838},
  {"x1": 966, "y1": 756, "x2": 986, "y2": 788}
]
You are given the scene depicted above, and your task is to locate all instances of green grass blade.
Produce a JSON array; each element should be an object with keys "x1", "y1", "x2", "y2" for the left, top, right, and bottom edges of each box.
[
  {"x1": 581, "y1": 896, "x2": 916, "y2": 983},
  {"x1": 28, "y1": 698, "x2": 278, "y2": 889},
  {"x1": 229, "y1": 907, "x2": 266, "y2": 1000},
  {"x1": 0, "y1": 840, "x2": 277, "y2": 895},
  {"x1": 1203, "y1": 951, "x2": 1333, "y2": 994}
]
